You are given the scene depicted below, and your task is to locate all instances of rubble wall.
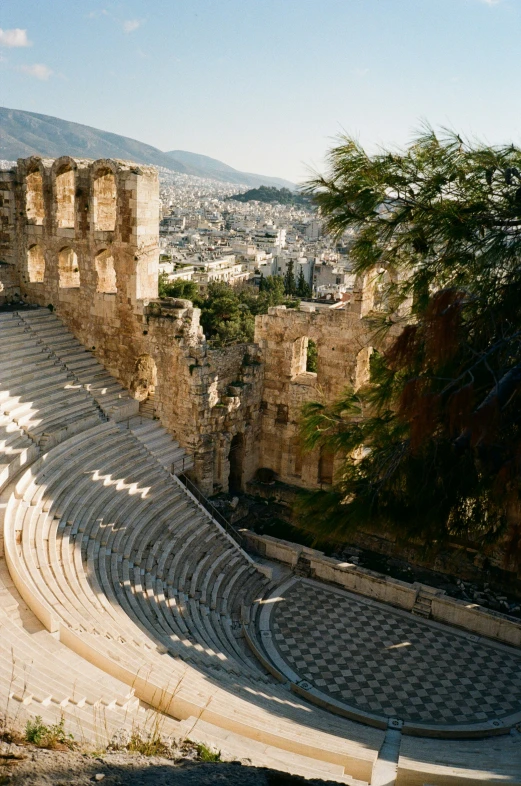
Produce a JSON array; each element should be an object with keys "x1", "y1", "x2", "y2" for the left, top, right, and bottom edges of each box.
[{"x1": 0, "y1": 168, "x2": 19, "y2": 302}]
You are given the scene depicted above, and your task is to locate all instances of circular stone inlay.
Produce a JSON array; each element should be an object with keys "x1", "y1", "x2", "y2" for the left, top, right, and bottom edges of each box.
[{"x1": 270, "y1": 581, "x2": 521, "y2": 726}]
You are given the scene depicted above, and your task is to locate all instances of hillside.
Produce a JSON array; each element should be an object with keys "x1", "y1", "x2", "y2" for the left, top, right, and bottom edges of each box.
[
  {"x1": 0, "y1": 107, "x2": 294, "y2": 188},
  {"x1": 167, "y1": 150, "x2": 295, "y2": 189},
  {"x1": 227, "y1": 185, "x2": 309, "y2": 206}
]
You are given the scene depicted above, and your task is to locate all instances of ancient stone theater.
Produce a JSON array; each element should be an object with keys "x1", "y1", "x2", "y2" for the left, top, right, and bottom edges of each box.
[{"x1": 0, "y1": 156, "x2": 519, "y2": 784}]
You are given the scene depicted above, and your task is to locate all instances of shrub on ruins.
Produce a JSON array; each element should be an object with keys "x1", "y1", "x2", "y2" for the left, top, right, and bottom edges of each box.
[
  {"x1": 297, "y1": 128, "x2": 521, "y2": 564},
  {"x1": 160, "y1": 275, "x2": 298, "y2": 346},
  {"x1": 158, "y1": 273, "x2": 199, "y2": 301}
]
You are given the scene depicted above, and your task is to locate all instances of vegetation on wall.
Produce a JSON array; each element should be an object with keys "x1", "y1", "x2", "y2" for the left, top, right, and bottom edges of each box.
[
  {"x1": 158, "y1": 273, "x2": 298, "y2": 346},
  {"x1": 297, "y1": 128, "x2": 521, "y2": 565}
]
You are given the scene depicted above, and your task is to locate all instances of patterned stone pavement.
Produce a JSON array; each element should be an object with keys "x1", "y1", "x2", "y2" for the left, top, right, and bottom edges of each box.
[{"x1": 270, "y1": 579, "x2": 521, "y2": 726}]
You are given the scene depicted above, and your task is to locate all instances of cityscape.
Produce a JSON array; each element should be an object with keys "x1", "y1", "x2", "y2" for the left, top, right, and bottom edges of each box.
[{"x1": 158, "y1": 169, "x2": 354, "y2": 301}]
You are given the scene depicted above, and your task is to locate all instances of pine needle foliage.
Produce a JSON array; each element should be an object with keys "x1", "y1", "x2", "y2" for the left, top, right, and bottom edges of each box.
[{"x1": 297, "y1": 128, "x2": 521, "y2": 563}]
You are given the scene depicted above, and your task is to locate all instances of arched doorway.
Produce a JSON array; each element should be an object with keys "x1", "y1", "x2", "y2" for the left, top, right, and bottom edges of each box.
[{"x1": 228, "y1": 433, "x2": 244, "y2": 493}]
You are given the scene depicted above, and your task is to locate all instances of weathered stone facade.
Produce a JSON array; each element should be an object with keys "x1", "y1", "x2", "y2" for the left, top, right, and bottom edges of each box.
[
  {"x1": 0, "y1": 156, "x2": 377, "y2": 496},
  {"x1": 255, "y1": 299, "x2": 376, "y2": 488}
]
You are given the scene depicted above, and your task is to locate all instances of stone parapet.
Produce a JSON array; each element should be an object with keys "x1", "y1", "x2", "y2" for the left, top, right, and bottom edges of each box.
[{"x1": 241, "y1": 529, "x2": 521, "y2": 648}]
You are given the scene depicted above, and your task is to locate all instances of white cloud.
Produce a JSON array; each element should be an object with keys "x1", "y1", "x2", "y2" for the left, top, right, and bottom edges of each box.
[
  {"x1": 19, "y1": 63, "x2": 53, "y2": 80},
  {"x1": 478, "y1": 0, "x2": 501, "y2": 4},
  {"x1": 352, "y1": 67, "x2": 369, "y2": 77},
  {"x1": 123, "y1": 19, "x2": 141, "y2": 33},
  {"x1": 0, "y1": 28, "x2": 31, "y2": 47}
]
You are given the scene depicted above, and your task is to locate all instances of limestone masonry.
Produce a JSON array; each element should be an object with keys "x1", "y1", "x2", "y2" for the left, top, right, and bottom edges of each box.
[{"x1": 0, "y1": 155, "x2": 381, "y2": 496}]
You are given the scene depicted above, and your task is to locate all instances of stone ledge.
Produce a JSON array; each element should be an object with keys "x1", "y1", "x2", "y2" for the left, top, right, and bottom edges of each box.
[{"x1": 241, "y1": 529, "x2": 521, "y2": 649}]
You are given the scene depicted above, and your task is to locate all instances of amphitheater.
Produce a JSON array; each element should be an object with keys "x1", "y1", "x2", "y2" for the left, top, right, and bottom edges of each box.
[{"x1": 0, "y1": 156, "x2": 520, "y2": 785}]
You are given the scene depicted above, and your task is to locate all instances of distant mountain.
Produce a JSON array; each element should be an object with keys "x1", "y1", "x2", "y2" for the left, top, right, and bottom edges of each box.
[
  {"x1": 166, "y1": 150, "x2": 294, "y2": 189},
  {"x1": 0, "y1": 107, "x2": 294, "y2": 189},
  {"x1": 227, "y1": 185, "x2": 310, "y2": 206}
]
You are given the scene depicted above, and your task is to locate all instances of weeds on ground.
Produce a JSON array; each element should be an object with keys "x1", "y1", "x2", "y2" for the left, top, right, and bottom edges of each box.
[
  {"x1": 108, "y1": 727, "x2": 221, "y2": 763},
  {"x1": 25, "y1": 716, "x2": 74, "y2": 750},
  {"x1": 195, "y1": 742, "x2": 221, "y2": 762}
]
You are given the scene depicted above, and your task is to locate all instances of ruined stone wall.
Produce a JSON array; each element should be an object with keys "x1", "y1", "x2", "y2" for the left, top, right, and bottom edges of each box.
[
  {"x1": 205, "y1": 345, "x2": 263, "y2": 493},
  {"x1": 0, "y1": 168, "x2": 19, "y2": 302},
  {"x1": 0, "y1": 155, "x2": 380, "y2": 498},
  {"x1": 254, "y1": 300, "x2": 377, "y2": 488},
  {"x1": 0, "y1": 156, "x2": 261, "y2": 496}
]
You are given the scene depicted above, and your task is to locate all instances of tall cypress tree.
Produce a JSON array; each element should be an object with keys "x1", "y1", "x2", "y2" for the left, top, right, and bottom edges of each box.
[
  {"x1": 296, "y1": 266, "x2": 311, "y2": 297},
  {"x1": 284, "y1": 260, "x2": 296, "y2": 295}
]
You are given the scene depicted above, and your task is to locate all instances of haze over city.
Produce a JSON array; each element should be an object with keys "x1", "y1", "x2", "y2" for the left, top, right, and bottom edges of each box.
[{"x1": 0, "y1": 0, "x2": 518, "y2": 182}]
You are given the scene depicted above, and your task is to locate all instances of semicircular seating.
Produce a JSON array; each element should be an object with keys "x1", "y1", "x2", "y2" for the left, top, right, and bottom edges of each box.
[
  {"x1": 2, "y1": 308, "x2": 519, "y2": 784},
  {"x1": 0, "y1": 308, "x2": 382, "y2": 784}
]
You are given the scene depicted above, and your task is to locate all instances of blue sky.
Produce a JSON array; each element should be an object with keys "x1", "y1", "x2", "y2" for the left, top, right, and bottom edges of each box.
[{"x1": 0, "y1": 0, "x2": 518, "y2": 182}]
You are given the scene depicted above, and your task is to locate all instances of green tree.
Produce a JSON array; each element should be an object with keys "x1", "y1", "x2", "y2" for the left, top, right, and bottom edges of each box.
[
  {"x1": 296, "y1": 266, "x2": 312, "y2": 297},
  {"x1": 158, "y1": 273, "x2": 199, "y2": 301},
  {"x1": 284, "y1": 260, "x2": 296, "y2": 296},
  {"x1": 297, "y1": 128, "x2": 521, "y2": 564},
  {"x1": 199, "y1": 281, "x2": 254, "y2": 346}
]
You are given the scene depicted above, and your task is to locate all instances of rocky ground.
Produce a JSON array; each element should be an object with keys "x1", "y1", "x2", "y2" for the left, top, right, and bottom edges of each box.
[{"x1": 0, "y1": 742, "x2": 343, "y2": 786}]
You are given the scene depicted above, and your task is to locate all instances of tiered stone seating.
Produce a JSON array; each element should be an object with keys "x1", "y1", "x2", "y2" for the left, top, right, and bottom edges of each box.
[
  {"x1": 15, "y1": 309, "x2": 193, "y2": 472},
  {"x1": 0, "y1": 312, "x2": 102, "y2": 448},
  {"x1": 124, "y1": 416, "x2": 194, "y2": 474},
  {"x1": 5, "y1": 308, "x2": 518, "y2": 783},
  {"x1": 14, "y1": 309, "x2": 137, "y2": 422},
  {"x1": 2, "y1": 431, "x2": 384, "y2": 782},
  {"x1": 397, "y1": 734, "x2": 521, "y2": 785},
  {"x1": 0, "y1": 310, "x2": 381, "y2": 780}
]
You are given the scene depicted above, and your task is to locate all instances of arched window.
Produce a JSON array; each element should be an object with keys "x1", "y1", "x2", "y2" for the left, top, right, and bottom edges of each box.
[
  {"x1": 291, "y1": 336, "x2": 318, "y2": 378},
  {"x1": 58, "y1": 247, "x2": 80, "y2": 288},
  {"x1": 55, "y1": 166, "x2": 75, "y2": 228},
  {"x1": 93, "y1": 169, "x2": 117, "y2": 231},
  {"x1": 26, "y1": 169, "x2": 44, "y2": 225},
  {"x1": 95, "y1": 249, "x2": 117, "y2": 293},
  {"x1": 319, "y1": 446, "x2": 335, "y2": 486},
  {"x1": 27, "y1": 244, "x2": 45, "y2": 283}
]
